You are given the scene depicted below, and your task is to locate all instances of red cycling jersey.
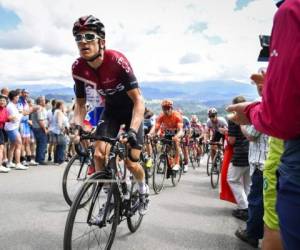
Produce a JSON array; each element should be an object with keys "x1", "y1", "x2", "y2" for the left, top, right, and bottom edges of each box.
[{"x1": 72, "y1": 49, "x2": 138, "y2": 113}]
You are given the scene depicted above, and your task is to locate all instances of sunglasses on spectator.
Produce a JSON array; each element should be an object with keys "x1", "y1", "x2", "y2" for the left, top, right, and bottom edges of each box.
[
  {"x1": 75, "y1": 33, "x2": 101, "y2": 43},
  {"x1": 209, "y1": 115, "x2": 216, "y2": 118},
  {"x1": 162, "y1": 106, "x2": 172, "y2": 111}
]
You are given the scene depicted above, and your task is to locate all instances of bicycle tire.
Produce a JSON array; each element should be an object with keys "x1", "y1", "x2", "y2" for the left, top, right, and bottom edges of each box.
[
  {"x1": 62, "y1": 154, "x2": 90, "y2": 207},
  {"x1": 210, "y1": 154, "x2": 221, "y2": 189},
  {"x1": 63, "y1": 172, "x2": 120, "y2": 250},
  {"x1": 152, "y1": 155, "x2": 167, "y2": 194},
  {"x1": 127, "y1": 181, "x2": 144, "y2": 233},
  {"x1": 171, "y1": 155, "x2": 183, "y2": 186},
  {"x1": 206, "y1": 155, "x2": 212, "y2": 176}
]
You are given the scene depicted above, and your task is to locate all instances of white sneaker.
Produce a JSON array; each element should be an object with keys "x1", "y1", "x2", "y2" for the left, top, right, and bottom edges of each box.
[
  {"x1": 22, "y1": 161, "x2": 29, "y2": 166},
  {"x1": 184, "y1": 164, "x2": 188, "y2": 173},
  {"x1": 172, "y1": 164, "x2": 180, "y2": 171},
  {"x1": 29, "y1": 160, "x2": 38, "y2": 166},
  {"x1": 0, "y1": 165, "x2": 11, "y2": 173},
  {"x1": 15, "y1": 163, "x2": 29, "y2": 170},
  {"x1": 6, "y1": 162, "x2": 16, "y2": 169}
]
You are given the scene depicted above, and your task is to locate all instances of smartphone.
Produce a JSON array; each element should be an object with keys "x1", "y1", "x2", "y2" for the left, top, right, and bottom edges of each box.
[{"x1": 257, "y1": 35, "x2": 270, "y2": 62}]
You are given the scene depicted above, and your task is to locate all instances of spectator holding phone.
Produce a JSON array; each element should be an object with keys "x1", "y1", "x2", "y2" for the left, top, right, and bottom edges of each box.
[{"x1": 227, "y1": 1, "x2": 300, "y2": 248}]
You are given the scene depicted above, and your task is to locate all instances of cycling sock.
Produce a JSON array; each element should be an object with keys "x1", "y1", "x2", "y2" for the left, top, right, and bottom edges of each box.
[{"x1": 138, "y1": 181, "x2": 146, "y2": 194}]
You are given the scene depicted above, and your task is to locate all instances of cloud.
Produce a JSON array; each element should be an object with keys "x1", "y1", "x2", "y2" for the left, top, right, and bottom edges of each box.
[
  {"x1": 187, "y1": 21, "x2": 207, "y2": 33},
  {"x1": 0, "y1": 0, "x2": 276, "y2": 86},
  {"x1": 234, "y1": 0, "x2": 255, "y2": 11},
  {"x1": 179, "y1": 53, "x2": 202, "y2": 64}
]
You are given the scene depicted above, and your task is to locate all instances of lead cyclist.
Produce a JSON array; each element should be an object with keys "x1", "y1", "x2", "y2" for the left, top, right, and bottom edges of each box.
[{"x1": 71, "y1": 15, "x2": 149, "y2": 214}]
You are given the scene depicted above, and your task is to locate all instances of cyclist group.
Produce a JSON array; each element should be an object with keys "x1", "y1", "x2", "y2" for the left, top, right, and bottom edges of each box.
[{"x1": 66, "y1": 14, "x2": 229, "y2": 249}]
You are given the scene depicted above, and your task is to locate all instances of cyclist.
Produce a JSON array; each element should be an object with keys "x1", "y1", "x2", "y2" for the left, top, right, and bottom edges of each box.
[
  {"x1": 71, "y1": 15, "x2": 148, "y2": 214},
  {"x1": 190, "y1": 115, "x2": 204, "y2": 157},
  {"x1": 143, "y1": 107, "x2": 156, "y2": 168},
  {"x1": 150, "y1": 100, "x2": 183, "y2": 171},
  {"x1": 181, "y1": 111, "x2": 191, "y2": 172},
  {"x1": 205, "y1": 108, "x2": 228, "y2": 162}
]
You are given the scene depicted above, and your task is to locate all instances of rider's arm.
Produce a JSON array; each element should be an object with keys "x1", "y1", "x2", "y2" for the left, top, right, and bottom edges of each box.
[
  {"x1": 175, "y1": 118, "x2": 184, "y2": 138},
  {"x1": 241, "y1": 125, "x2": 261, "y2": 142},
  {"x1": 127, "y1": 88, "x2": 145, "y2": 133},
  {"x1": 73, "y1": 81, "x2": 87, "y2": 126}
]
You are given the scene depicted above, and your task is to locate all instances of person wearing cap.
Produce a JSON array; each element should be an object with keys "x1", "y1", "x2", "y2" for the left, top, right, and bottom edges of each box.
[
  {"x1": 234, "y1": 72, "x2": 269, "y2": 248},
  {"x1": 18, "y1": 89, "x2": 38, "y2": 166}
]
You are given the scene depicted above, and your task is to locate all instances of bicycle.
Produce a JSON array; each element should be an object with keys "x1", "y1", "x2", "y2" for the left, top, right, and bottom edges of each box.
[
  {"x1": 152, "y1": 137, "x2": 183, "y2": 194},
  {"x1": 63, "y1": 133, "x2": 148, "y2": 250},
  {"x1": 188, "y1": 137, "x2": 201, "y2": 169},
  {"x1": 62, "y1": 142, "x2": 94, "y2": 207},
  {"x1": 209, "y1": 142, "x2": 224, "y2": 189}
]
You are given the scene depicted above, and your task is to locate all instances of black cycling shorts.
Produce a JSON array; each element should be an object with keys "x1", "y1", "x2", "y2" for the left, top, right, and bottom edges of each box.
[
  {"x1": 95, "y1": 109, "x2": 144, "y2": 150},
  {"x1": 212, "y1": 131, "x2": 224, "y2": 142},
  {"x1": 0, "y1": 129, "x2": 5, "y2": 145}
]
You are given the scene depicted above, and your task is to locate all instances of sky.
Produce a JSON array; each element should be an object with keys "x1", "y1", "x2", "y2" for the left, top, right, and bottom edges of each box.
[{"x1": 0, "y1": 0, "x2": 277, "y2": 87}]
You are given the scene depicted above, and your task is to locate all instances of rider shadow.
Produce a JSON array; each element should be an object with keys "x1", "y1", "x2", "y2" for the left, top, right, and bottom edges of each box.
[
  {"x1": 161, "y1": 203, "x2": 233, "y2": 218},
  {"x1": 141, "y1": 223, "x2": 253, "y2": 250}
]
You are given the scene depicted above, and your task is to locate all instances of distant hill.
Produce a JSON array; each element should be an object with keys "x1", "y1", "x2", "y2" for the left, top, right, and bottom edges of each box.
[{"x1": 8, "y1": 80, "x2": 258, "y2": 108}]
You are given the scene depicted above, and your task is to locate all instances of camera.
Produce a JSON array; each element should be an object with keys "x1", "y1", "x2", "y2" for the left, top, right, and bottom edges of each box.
[{"x1": 257, "y1": 35, "x2": 270, "y2": 62}]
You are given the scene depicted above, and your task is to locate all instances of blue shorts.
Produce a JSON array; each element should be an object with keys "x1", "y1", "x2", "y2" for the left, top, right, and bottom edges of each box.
[
  {"x1": 6, "y1": 129, "x2": 21, "y2": 143},
  {"x1": 20, "y1": 122, "x2": 31, "y2": 138},
  {"x1": 277, "y1": 138, "x2": 300, "y2": 250}
]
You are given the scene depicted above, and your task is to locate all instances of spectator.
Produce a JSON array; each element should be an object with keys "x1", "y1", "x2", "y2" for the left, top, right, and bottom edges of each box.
[
  {"x1": 4, "y1": 90, "x2": 28, "y2": 170},
  {"x1": 0, "y1": 95, "x2": 10, "y2": 173},
  {"x1": 27, "y1": 98, "x2": 36, "y2": 161},
  {"x1": 227, "y1": 96, "x2": 250, "y2": 221},
  {"x1": 52, "y1": 100, "x2": 67, "y2": 164},
  {"x1": 0, "y1": 87, "x2": 9, "y2": 102},
  {"x1": 18, "y1": 89, "x2": 38, "y2": 166},
  {"x1": 227, "y1": 1, "x2": 300, "y2": 248},
  {"x1": 47, "y1": 99, "x2": 56, "y2": 162},
  {"x1": 235, "y1": 73, "x2": 269, "y2": 248},
  {"x1": 31, "y1": 96, "x2": 48, "y2": 165}
]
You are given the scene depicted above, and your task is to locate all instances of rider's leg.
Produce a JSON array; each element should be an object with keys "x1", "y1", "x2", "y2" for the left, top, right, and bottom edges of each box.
[{"x1": 94, "y1": 140, "x2": 111, "y2": 172}]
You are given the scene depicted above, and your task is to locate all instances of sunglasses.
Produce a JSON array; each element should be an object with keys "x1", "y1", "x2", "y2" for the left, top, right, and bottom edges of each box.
[
  {"x1": 162, "y1": 106, "x2": 172, "y2": 111},
  {"x1": 75, "y1": 33, "x2": 101, "y2": 43}
]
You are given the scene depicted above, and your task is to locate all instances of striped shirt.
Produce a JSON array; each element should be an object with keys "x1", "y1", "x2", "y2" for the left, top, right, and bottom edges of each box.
[
  {"x1": 228, "y1": 120, "x2": 249, "y2": 167},
  {"x1": 245, "y1": 125, "x2": 269, "y2": 175}
]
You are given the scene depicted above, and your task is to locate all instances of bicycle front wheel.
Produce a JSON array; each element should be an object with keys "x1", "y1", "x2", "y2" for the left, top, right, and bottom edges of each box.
[
  {"x1": 64, "y1": 173, "x2": 120, "y2": 250},
  {"x1": 62, "y1": 155, "x2": 90, "y2": 207},
  {"x1": 152, "y1": 154, "x2": 167, "y2": 194},
  {"x1": 171, "y1": 156, "x2": 183, "y2": 186},
  {"x1": 206, "y1": 154, "x2": 212, "y2": 176},
  {"x1": 210, "y1": 154, "x2": 221, "y2": 189}
]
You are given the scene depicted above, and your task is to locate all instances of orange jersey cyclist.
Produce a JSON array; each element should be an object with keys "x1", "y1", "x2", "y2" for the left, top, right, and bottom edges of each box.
[
  {"x1": 71, "y1": 15, "x2": 148, "y2": 215},
  {"x1": 150, "y1": 99, "x2": 183, "y2": 171}
]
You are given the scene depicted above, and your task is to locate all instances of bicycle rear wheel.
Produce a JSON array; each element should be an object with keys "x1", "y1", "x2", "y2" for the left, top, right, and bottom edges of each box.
[
  {"x1": 152, "y1": 154, "x2": 167, "y2": 194},
  {"x1": 64, "y1": 173, "x2": 120, "y2": 250},
  {"x1": 127, "y1": 181, "x2": 144, "y2": 233},
  {"x1": 62, "y1": 155, "x2": 90, "y2": 207}
]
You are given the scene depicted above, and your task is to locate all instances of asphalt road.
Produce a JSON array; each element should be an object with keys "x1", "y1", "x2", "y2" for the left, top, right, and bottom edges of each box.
[{"x1": 0, "y1": 156, "x2": 254, "y2": 250}]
